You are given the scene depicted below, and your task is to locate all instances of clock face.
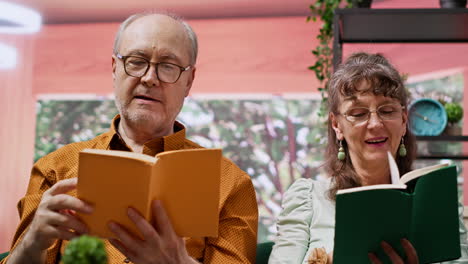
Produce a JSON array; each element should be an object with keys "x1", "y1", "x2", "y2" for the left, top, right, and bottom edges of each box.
[{"x1": 408, "y1": 99, "x2": 447, "y2": 136}]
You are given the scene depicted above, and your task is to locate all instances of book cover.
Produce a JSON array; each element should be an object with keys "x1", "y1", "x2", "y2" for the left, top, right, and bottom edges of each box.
[
  {"x1": 77, "y1": 148, "x2": 221, "y2": 239},
  {"x1": 333, "y1": 154, "x2": 460, "y2": 264}
]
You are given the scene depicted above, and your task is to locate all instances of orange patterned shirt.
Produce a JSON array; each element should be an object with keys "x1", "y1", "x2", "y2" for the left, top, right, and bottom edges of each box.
[{"x1": 3, "y1": 116, "x2": 258, "y2": 264}]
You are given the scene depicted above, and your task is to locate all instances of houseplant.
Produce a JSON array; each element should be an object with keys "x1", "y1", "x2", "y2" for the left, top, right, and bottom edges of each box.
[
  {"x1": 424, "y1": 101, "x2": 463, "y2": 156},
  {"x1": 308, "y1": 0, "x2": 372, "y2": 116},
  {"x1": 444, "y1": 102, "x2": 464, "y2": 135}
]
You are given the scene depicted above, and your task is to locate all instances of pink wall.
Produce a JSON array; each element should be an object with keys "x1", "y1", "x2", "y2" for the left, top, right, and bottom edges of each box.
[
  {"x1": 33, "y1": 17, "x2": 319, "y2": 95},
  {"x1": 0, "y1": 35, "x2": 36, "y2": 252}
]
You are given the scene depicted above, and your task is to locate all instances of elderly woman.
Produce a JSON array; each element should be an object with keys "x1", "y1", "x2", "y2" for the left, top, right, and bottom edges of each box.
[{"x1": 269, "y1": 52, "x2": 468, "y2": 264}]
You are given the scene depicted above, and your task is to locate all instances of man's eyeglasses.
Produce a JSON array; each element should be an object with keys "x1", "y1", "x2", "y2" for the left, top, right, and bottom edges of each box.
[
  {"x1": 341, "y1": 104, "x2": 405, "y2": 126},
  {"x1": 116, "y1": 53, "x2": 191, "y2": 84}
]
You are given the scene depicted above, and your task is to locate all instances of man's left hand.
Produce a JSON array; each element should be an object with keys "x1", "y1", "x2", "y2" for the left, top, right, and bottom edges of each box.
[{"x1": 108, "y1": 200, "x2": 198, "y2": 264}]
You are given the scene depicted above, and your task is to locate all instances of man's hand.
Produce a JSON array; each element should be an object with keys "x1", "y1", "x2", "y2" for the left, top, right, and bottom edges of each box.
[
  {"x1": 108, "y1": 200, "x2": 198, "y2": 264},
  {"x1": 25, "y1": 178, "x2": 93, "y2": 249},
  {"x1": 368, "y1": 239, "x2": 419, "y2": 264},
  {"x1": 8, "y1": 178, "x2": 93, "y2": 264}
]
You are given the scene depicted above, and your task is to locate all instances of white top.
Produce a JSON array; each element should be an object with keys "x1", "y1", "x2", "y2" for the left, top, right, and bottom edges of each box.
[
  {"x1": 269, "y1": 178, "x2": 468, "y2": 264},
  {"x1": 269, "y1": 178, "x2": 335, "y2": 264}
]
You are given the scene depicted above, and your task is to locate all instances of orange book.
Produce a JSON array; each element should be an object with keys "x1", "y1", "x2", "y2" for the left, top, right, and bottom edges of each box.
[{"x1": 77, "y1": 148, "x2": 221, "y2": 239}]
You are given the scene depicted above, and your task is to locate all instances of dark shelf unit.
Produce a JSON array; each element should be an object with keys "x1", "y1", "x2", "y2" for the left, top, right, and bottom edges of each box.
[
  {"x1": 416, "y1": 135, "x2": 468, "y2": 160},
  {"x1": 417, "y1": 155, "x2": 468, "y2": 160},
  {"x1": 416, "y1": 135, "x2": 468, "y2": 141},
  {"x1": 333, "y1": 8, "x2": 468, "y2": 69},
  {"x1": 333, "y1": 8, "x2": 468, "y2": 160}
]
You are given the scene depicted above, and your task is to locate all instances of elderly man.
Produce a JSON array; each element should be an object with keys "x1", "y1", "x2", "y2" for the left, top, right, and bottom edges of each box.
[{"x1": 3, "y1": 13, "x2": 258, "y2": 264}]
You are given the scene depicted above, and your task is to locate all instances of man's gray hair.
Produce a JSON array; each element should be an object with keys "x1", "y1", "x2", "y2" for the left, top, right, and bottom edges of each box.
[{"x1": 113, "y1": 12, "x2": 198, "y2": 65}]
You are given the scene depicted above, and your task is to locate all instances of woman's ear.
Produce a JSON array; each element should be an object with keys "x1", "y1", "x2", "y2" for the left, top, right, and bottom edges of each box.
[
  {"x1": 330, "y1": 112, "x2": 344, "y2": 140},
  {"x1": 402, "y1": 109, "x2": 408, "y2": 136}
]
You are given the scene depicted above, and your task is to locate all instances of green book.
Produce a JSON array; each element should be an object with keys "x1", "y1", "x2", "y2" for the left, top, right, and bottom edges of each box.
[{"x1": 333, "y1": 154, "x2": 460, "y2": 264}]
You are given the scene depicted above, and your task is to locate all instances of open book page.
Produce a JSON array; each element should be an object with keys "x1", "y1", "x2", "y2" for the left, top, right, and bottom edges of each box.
[
  {"x1": 336, "y1": 152, "x2": 406, "y2": 195},
  {"x1": 150, "y1": 148, "x2": 221, "y2": 237},
  {"x1": 388, "y1": 150, "x2": 449, "y2": 185},
  {"x1": 336, "y1": 154, "x2": 450, "y2": 194},
  {"x1": 82, "y1": 148, "x2": 157, "y2": 164},
  {"x1": 399, "y1": 162, "x2": 449, "y2": 184},
  {"x1": 337, "y1": 184, "x2": 406, "y2": 194},
  {"x1": 388, "y1": 151, "x2": 400, "y2": 185}
]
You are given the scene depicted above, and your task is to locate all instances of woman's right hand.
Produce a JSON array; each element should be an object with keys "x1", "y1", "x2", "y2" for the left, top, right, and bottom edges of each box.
[
  {"x1": 18, "y1": 178, "x2": 93, "y2": 258},
  {"x1": 368, "y1": 238, "x2": 419, "y2": 264}
]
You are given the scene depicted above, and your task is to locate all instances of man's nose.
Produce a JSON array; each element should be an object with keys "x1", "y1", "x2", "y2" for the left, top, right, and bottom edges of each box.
[{"x1": 141, "y1": 65, "x2": 160, "y2": 87}]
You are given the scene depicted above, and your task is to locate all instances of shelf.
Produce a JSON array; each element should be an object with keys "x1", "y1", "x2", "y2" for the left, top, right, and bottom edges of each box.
[
  {"x1": 332, "y1": 8, "x2": 468, "y2": 68},
  {"x1": 335, "y1": 9, "x2": 468, "y2": 43},
  {"x1": 417, "y1": 155, "x2": 468, "y2": 160},
  {"x1": 332, "y1": 8, "x2": 468, "y2": 160},
  {"x1": 416, "y1": 135, "x2": 468, "y2": 160},
  {"x1": 416, "y1": 135, "x2": 468, "y2": 141}
]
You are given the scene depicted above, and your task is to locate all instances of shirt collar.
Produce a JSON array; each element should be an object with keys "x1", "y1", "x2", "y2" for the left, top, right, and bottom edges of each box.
[{"x1": 106, "y1": 115, "x2": 186, "y2": 156}]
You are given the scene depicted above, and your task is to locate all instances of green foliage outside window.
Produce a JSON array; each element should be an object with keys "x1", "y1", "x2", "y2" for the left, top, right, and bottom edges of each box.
[
  {"x1": 35, "y1": 100, "x2": 118, "y2": 162},
  {"x1": 35, "y1": 97, "x2": 327, "y2": 242},
  {"x1": 34, "y1": 72, "x2": 464, "y2": 242}
]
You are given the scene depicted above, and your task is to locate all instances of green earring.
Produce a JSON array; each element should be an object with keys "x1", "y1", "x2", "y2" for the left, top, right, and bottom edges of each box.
[
  {"x1": 399, "y1": 137, "x2": 407, "y2": 157},
  {"x1": 338, "y1": 140, "x2": 346, "y2": 161}
]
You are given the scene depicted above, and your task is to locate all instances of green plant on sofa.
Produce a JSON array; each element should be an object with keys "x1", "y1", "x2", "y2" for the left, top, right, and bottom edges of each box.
[{"x1": 61, "y1": 235, "x2": 107, "y2": 264}]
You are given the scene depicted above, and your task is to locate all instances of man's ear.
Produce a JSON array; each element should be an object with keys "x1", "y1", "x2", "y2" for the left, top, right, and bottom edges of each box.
[
  {"x1": 184, "y1": 67, "x2": 196, "y2": 97},
  {"x1": 330, "y1": 112, "x2": 344, "y2": 140},
  {"x1": 111, "y1": 55, "x2": 117, "y2": 79}
]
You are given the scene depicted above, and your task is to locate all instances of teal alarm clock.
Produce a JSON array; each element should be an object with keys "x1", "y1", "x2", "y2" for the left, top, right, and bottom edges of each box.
[{"x1": 408, "y1": 98, "x2": 447, "y2": 136}]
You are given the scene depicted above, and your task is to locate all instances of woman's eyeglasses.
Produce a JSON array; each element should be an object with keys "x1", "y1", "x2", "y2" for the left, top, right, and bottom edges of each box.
[{"x1": 341, "y1": 104, "x2": 405, "y2": 126}]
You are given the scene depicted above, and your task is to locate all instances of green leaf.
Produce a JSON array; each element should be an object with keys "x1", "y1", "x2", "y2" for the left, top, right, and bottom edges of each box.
[
  {"x1": 306, "y1": 0, "x2": 337, "y2": 118},
  {"x1": 62, "y1": 235, "x2": 107, "y2": 264}
]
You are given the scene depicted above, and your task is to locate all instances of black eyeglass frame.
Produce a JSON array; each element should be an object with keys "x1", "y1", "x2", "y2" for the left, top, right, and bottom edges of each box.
[{"x1": 116, "y1": 53, "x2": 192, "y2": 84}]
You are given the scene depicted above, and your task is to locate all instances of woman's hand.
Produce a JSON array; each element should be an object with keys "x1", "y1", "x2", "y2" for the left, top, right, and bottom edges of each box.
[
  {"x1": 307, "y1": 248, "x2": 333, "y2": 264},
  {"x1": 368, "y1": 239, "x2": 419, "y2": 264}
]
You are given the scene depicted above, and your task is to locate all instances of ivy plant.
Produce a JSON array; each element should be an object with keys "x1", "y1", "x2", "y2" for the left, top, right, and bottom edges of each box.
[{"x1": 307, "y1": 0, "x2": 353, "y2": 117}]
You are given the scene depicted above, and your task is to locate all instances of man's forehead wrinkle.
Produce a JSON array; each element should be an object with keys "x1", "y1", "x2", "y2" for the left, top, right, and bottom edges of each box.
[
  {"x1": 122, "y1": 15, "x2": 184, "y2": 40},
  {"x1": 119, "y1": 14, "x2": 191, "y2": 64}
]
